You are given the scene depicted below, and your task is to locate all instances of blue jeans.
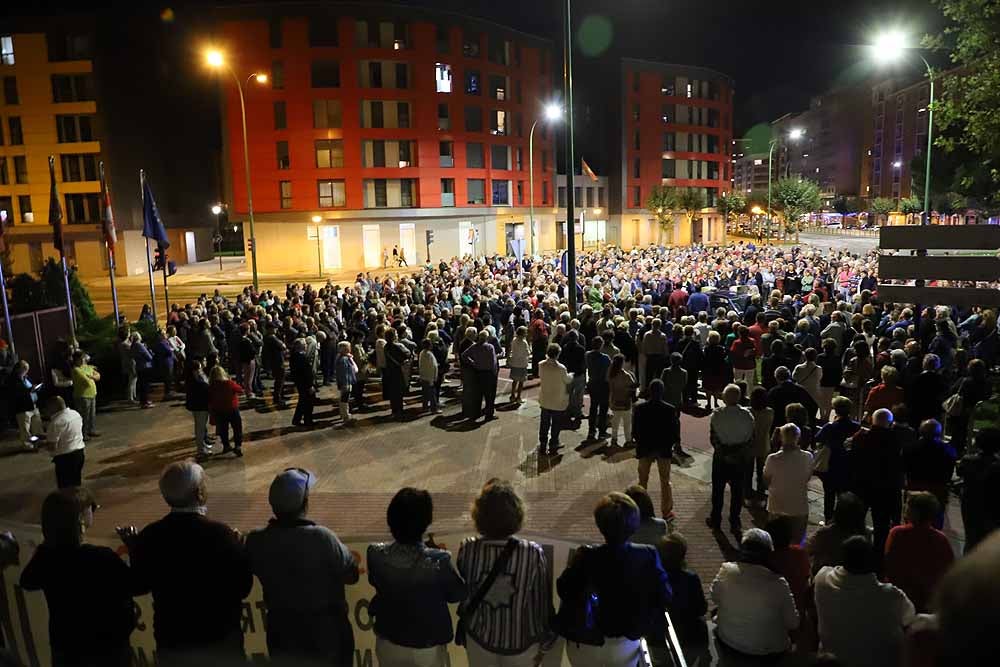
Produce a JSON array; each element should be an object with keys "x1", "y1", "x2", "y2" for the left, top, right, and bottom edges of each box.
[{"x1": 539, "y1": 408, "x2": 564, "y2": 451}]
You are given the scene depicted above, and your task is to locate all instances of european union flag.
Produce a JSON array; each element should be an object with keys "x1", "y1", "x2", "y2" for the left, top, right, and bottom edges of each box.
[{"x1": 141, "y1": 171, "x2": 170, "y2": 249}]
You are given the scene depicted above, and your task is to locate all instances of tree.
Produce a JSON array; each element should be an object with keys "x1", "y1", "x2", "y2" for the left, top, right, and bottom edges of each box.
[
  {"x1": 899, "y1": 196, "x2": 923, "y2": 224},
  {"x1": 870, "y1": 197, "x2": 895, "y2": 226},
  {"x1": 9, "y1": 258, "x2": 96, "y2": 326},
  {"x1": 832, "y1": 195, "x2": 850, "y2": 216},
  {"x1": 646, "y1": 186, "x2": 706, "y2": 244},
  {"x1": 717, "y1": 191, "x2": 747, "y2": 227},
  {"x1": 772, "y1": 178, "x2": 821, "y2": 242}
]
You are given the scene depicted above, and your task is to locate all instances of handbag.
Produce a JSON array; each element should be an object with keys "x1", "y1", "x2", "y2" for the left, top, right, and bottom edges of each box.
[
  {"x1": 554, "y1": 546, "x2": 605, "y2": 646},
  {"x1": 455, "y1": 538, "x2": 517, "y2": 646},
  {"x1": 943, "y1": 392, "x2": 964, "y2": 417},
  {"x1": 812, "y1": 444, "x2": 831, "y2": 473}
]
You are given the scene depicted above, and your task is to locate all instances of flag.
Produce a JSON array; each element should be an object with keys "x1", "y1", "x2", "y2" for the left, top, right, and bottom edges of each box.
[
  {"x1": 0, "y1": 204, "x2": 8, "y2": 253},
  {"x1": 99, "y1": 163, "x2": 117, "y2": 249},
  {"x1": 141, "y1": 171, "x2": 170, "y2": 249},
  {"x1": 581, "y1": 158, "x2": 598, "y2": 182},
  {"x1": 49, "y1": 156, "x2": 64, "y2": 254}
]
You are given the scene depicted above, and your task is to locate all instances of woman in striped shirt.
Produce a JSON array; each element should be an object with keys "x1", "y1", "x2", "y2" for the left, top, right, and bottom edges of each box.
[{"x1": 457, "y1": 479, "x2": 553, "y2": 667}]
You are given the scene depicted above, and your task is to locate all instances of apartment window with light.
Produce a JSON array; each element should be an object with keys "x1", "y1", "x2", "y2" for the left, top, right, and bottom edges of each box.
[
  {"x1": 273, "y1": 101, "x2": 287, "y2": 130},
  {"x1": 315, "y1": 139, "x2": 344, "y2": 168},
  {"x1": 18, "y1": 195, "x2": 31, "y2": 222},
  {"x1": 491, "y1": 110, "x2": 506, "y2": 136},
  {"x1": 313, "y1": 99, "x2": 342, "y2": 128},
  {"x1": 437, "y1": 103, "x2": 450, "y2": 130},
  {"x1": 467, "y1": 178, "x2": 486, "y2": 204},
  {"x1": 7, "y1": 117, "x2": 22, "y2": 145},
  {"x1": 441, "y1": 178, "x2": 455, "y2": 206},
  {"x1": 14, "y1": 155, "x2": 27, "y2": 184},
  {"x1": 268, "y1": 18, "x2": 282, "y2": 48},
  {"x1": 61, "y1": 154, "x2": 98, "y2": 182},
  {"x1": 489, "y1": 75, "x2": 506, "y2": 100},
  {"x1": 279, "y1": 181, "x2": 292, "y2": 209},
  {"x1": 276, "y1": 141, "x2": 290, "y2": 169},
  {"x1": 492, "y1": 180, "x2": 511, "y2": 206},
  {"x1": 435, "y1": 63, "x2": 452, "y2": 92},
  {"x1": 318, "y1": 179, "x2": 346, "y2": 207},
  {"x1": 464, "y1": 106, "x2": 482, "y2": 132},
  {"x1": 311, "y1": 60, "x2": 340, "y2": 87},
  {"x1": 465, "y1": 70, "x2": 481, "y2": 95},
  {"x1": 466, "y1": 142, "x2": 484, "y2": 168},
  {"x1": 1, "y1": 36, "x2": 13, "y2": 65},
  {"x1": 398, "y1": 141, "x2": 412, "y2": 167},
  {"x1": 271, "y1": 61, "x2": 285, "y2": 89}
]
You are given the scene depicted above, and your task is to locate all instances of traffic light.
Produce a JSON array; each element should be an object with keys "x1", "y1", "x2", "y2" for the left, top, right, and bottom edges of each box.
[
  {"x1": 152, "y1": 247, "x2": 165, "y2": 271},
  {"x1": 247, "y1": 238, "x2": 255, "y2": 253},
  {"x1": 425, "y1": 229, "x2": 435, "y2": 245},
  {"x1": 167, "y1": 260, "x2": 177, "y2": 277}
]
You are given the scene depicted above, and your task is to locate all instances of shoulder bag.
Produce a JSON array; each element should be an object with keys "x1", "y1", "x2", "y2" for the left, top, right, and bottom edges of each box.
[
  {"x1": 554, "y1": 545, "x2": 605, "y2": 646},
  {"x1": 455, "y1": 538, "x2": 518, "y2": 646}
]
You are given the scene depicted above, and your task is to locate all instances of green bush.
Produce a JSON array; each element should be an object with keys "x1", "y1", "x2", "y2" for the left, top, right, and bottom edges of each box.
[{"x1": 9, "y1": 258, "x2": 97, "y2": 325}]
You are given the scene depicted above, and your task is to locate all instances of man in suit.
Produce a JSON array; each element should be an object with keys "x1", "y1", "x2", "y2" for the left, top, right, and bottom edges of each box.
[
  {"x1": 767, "y1": 366, "x2": 819, "y2": 427},
  {"x1": 634, "y1": 379, "x2": 682, "y2": 519}
]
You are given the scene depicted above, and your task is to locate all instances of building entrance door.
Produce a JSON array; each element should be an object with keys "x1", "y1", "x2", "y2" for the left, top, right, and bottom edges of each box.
[
  {"x1": 322, "y1": 225, "x2": 342, "y2": 270},
  {"x1": 399, "y1": 223, "x2": 416, "y2": 265},
  {"x1": 362, "y1": 224, "x2": 381, "y2": 268}
]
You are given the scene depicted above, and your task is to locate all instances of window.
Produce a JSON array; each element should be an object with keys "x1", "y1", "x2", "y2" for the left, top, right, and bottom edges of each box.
[
  {"x1": 585, "y1": 187, "x2": 594, "y2": 207},
  {"x1": 271, "y1": 61, "x2": 285, "y2": 89},
  {"x1": 515, "y1": 80, "x2": 522, "y2": 104},
  {"x1": 14, "y1": 155, "x2": 27, "y2": 183},
  {"x1": 633, "y1": 129, "x2": 640, "y2": 150},
  {"x1": 436, "y1": 25, "x2": 450, "y2": 54},
  {"x1": 463, "y1": 32, "x2": 481, "y2": 57},
  {"x1": 686, "y1": 82, "x2": 693, "y2": 98},
  {"x1": 7, "y1": 116, "x2": 22, "y2": 144},
  {"x1": 439, "y1": 141, "x2": 454, "y2": 167},
  {"x1": 4, "y1": 76, "x2": 18, "y2": 104},
  {"x1": 318, "y1": 179, "x2": 346, "y2": 207},
  {"x1": 313, "y1": 99, "x2": 342, "y2": 128},
  {"x1": 65, "y1": 193, "x2": 100, "y2": 223},
  {"x1": 441, "y1": 178, "x2": 455, "y2": 206},
  {"x1": 465, "y1": 70, "x2": 480, "y2": 95},
  {"x1": 47, "y1": 32, "x2": 94, "y2": 61},
  {"x1": 61, "y1": 154, "x2": 98, "y2": 182},
  {"x1": 435, "y1": 63, "x2": 452, "y2": 92},
  {"x1": 488, "y1": 36, "x2": 510, "y2": 65},
  {"x1": 467, "y1": 179, "x2": 486, "y2": 204},
  {"x1": 279, "y1": 181, "x2": 292, "y2": 209},
  {"x1": 661, "y1": 159, "x2": 675, "y2": 178},
  {"x1": 397, "y1": 101, "x2": 410, "y2": 128},
  {"x1": 492, "y1": 180, "x2": 510, "y2": 205},
  {"x1": 395, "y1": 63, "x2": 409, "y2": 88},
  {"x1": 661, "y1": 106, "x2": 671, "y2": 123},
  {"x1": 558, "y1": 186, "x2": 567, "y2": 207},
  {"x1": 663, "y1": 133, "x2": 675, "y2": 151},
  {"x1": 517, "y1": 180, "x2": 524, "y2": 205},
  {"x1": 268, "y1": 18, "x2": 283, "y2": 48},
  {"x1": 51, "y1": 74, "x2": 93, "y2": 102},
  {"x1": 400, "y1": 179, "x2": 415, "y2": 207},
  {"x1": 464, "y1": 106, "x2": 482, "y2": 132},
  {"x1": 373, "y1": 180, "x2": 387, "y2": 207},
  {"x1": 541, "y1": 150, "x2": 548, "y2": 172},
  {"x1": 491, "y1": 145, "x2": 509, "y2": 170},
  {"x1": 598, "y1": 187, "x2": 605, "y2": 207},
  {"x1": 315, "y1": 139, "x2": 344, "y2": 168},
  {"x1": 273, "y1": 101, "x2": 286, "y2": 129},
  {"x1": 308, "y1": 17, "x2": 338, "y2": 46},
  {"x1": 0, "y1": 158, "x2": 7, "y2": 184},
  {"x1": 369, "y1": 140, "x2": 386, "y2": 167},
  {"x1": 466, "y1": 142, "x2": 484, "y2": 168},
  {"x1": 661, "y1": 78, "x2": 674, "y2": 96},
  {"x1": 491, "y1": 109, "x2": 506, "y2": 136},
  {"x1": 437, "y1": 103, "x2": 450, "y2": 130},
  {"x1": 572, "y1": 186, "x2": 581, "y2": 207},
  {"x1": 489, "y1": 75, "x2": 506, "y2": 100},
  {"x1": 311, "y1": 60, "x2": 340, "y2": 87},
  {"x1": 632, "y1": 186, "x2": 641, "y2": 207},
  {"x1": 633, "y1": 158, "x2": 640, "y2": 179},
  {"x1": 1, "y1": 36, "x2": 13, "y2": 65},
  {"x1": 17, "y1": 195, "x2": 31, "y2": 221},
  {"x1": 370, "y1": 100, "x2": 384, "y2": 128},
  {"x1": 398, "y1": 141, "x2": 412, "y2": 167},
  {"x1": 276, "y1": 141, "x2": 290, "y2": 169},
  {"x1": 515, "y1": 147, "x2": 523, "y2": 170},
  {"x1": 542, "y1": 180, "x2": 550, "y2": 205}
]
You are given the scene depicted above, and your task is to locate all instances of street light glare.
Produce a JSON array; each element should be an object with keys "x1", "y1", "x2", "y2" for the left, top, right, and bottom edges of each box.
[
  {"x1": 205, "y1": 49, "x2": 225, "y2": 68},
  {"x1": 211, "y1": 204, "x2": 222, "y2": 215},
  {"x1": 893, "y1": 160, "x2": 902, "y2": 168},
  {"x1": 788, "y1": 128, "x2": 805, "y2": 140},
  {"x1": 255, "y1": 73, "x2": 268, "y2": 84},
  {"x1": 311, "y1": 215, "x2": 322, "y2": 223},
  {"x1": 872, "y1": 30, "x2": 907, "y2": 64},
  {"x1": 544, "y1": 103, "x2": 562, "y2": 122}
]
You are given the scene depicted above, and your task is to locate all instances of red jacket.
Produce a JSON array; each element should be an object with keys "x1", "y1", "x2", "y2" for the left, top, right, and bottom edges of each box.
[
  {"x1": 208, "y1": 379, "x2": 243, "y2": 414},
  {"x1": 730, "y1": 338, "x2": 757, "y2": 370},
  {"x1": 883, "y1": 523, "x2": 954, "y2": 612}
]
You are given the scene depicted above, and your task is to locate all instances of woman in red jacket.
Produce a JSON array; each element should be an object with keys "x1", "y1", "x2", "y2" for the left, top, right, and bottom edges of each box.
[{"x1": 208, "y1": 366, "x2": 244, "y2": 457}]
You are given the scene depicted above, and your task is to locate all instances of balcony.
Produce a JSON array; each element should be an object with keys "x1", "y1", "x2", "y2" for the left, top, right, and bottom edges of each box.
[
  {"x1": 438, "y1": 117, "x2": 450, "y2": 131},
  {"x1": 441, "y1": 193, "x2": 455, "y2": 207},
  {"x1": 439, "y1": 155, "x2": 454, "y2": 167}
]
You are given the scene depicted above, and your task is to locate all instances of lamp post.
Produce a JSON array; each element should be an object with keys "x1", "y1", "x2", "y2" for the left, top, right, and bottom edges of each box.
[
  {"x1": 767, "y1": 127, "x2": 805, "y2": 242},
  {"x1": 211, "y1": 203, "x2": 224, "y2": 271},
  {"x1": 870, "y1": 30, "x2": 934, "y2": 226},
  {"x1": 311, "y1": 215, "x2": 323, "y2": 277},
  {"x1": 206, "y1": 50, "x2": 268, "y2": 289},
  {"x1": 528, "y1": 103, "x2": 563, "y2": 256},
  {"x1": 892, "y1": 160, "x2": 903, "y2": 213}
]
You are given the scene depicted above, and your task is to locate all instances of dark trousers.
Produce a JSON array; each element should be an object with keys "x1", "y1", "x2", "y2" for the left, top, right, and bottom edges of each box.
[
  {"x1": 860, "y1": 489, "x2": 902, "y2": 557},
  {"x1": 710, "y1": 456, "x2": 745, "y2": 528},
  {"x1": 588, "y1": 385, "x2": 609, "y2": 436},
  {"x1": 477, "y1": 370, "x2": 498, "y2": 418},
  {"x1": 54, "y1": 449, "x2": 85, "y2": 489},
  {"x1": 267, "y1": 611, "x2": 354, "y2": 667},
  {"x1": 744, "y1": 456, "x2": 766, "y2": 498},
  {"x1": 820, "y1": 477, "x2": 844, "y2": 523},
  {"x1": 293, "y1": 384, "x2": 315, "y2": 426},
  {"x1": 539, "y1": 408, "x2": 564, "y2": 452},
  {"x1": 531, "y1": 343, "x2": 546, "y2": 377},
  {"x1": 137, "y1": 369, "x2": 151, "y2": 404},
  {"x1": 645, "y1": 354, "x2": 666, "y2": 390},
  {"x1": 216, "y1": 411, "x2": 243, "y2": 451},
  {"x1": 272, "y1": 366, "x2": 286, "y2": 404},
  {"x1": 461, "y1": 367, "x2": 481, "y2": 418},
  {"x1": 684, "y1": 370, "x2": 699, "y2": 404},
  {"x1": 388, "y1": 386, "x2": 405, "y2": 416}
]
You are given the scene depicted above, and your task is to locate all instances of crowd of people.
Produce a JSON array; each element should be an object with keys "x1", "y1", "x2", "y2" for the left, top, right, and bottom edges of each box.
[{"x1": 3, "y1": 240, "x2": 1000, "y2": 667}]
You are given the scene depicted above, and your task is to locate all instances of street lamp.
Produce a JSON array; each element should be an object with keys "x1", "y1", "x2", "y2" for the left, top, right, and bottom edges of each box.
[
  {"x1": 210, "y1": 203, "x2": 224, "y2": 271},
  {"x1": 870, "y1": 30, "x2": 934, "y2": 225},
  {"x1": 205, "y1": 48, "x2": 268, "y2": 288},
  {"x1": 528, "y1": 102, "x2": 563, "y2": 255},
  {"x1": 767, "y1": 128, "x2": 805, "y2": 241},
  {"x1": 311, "y1": 215, "x2": 323, "y2": 277}
]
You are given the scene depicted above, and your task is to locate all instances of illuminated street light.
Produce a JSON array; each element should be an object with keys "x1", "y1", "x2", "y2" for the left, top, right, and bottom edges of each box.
[
  {"x1": 871, "y1": 30, "x2": 907, "y2": 64},
  {"x1": 593, "y1": 208, "x2": 602, "y2": 215},
  {"x1": 751, "y1": 205, "x2": 763, "y2": 215},
  {"x1": 205, "y1": 49, "x2": 224, "y2": 68},
  {"x1": 211, "y1": 204, "x2": 223, "y2": 216},
  {"x1": 892, "y1": 160, "x2": 902, "y2": 168},
  {"x1": 311, "y1": 215, "x2": 322, "y2": 223},
  {"x1": 788, "y1": 128, "x2": 805, "y2": 140},
  {"x1": 255, "y1": 73, "x2": 268, "y2": 84},
  {"x1": 544, "y1": 102, "x2": 562, "y2": 122},
  {"x1": 529, "y1": 101, "x2": 564, "y2": 254}
]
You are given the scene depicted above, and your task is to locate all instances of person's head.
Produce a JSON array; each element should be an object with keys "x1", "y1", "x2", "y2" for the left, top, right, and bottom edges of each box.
[
  {"x1": 880, "y1": 365, "x2": 899, "y2": 386},
  {"x1": 780, "y1": 422, "x2": 801, "y2": 449},
  {"x1": 832, "y1": 492, "x2": 867, "y2": 533},
  {"x1": 657, "y1": 532, "x2": 689, "y2": 571},
  {"x1": 591, "y1": 335, "x2": 604, "y2": 351},
  {"x1": 830, "y1": 396, "x2": 852, "y2": 419},
  {"x1": 934, "y1": 531, "x2": 1000, "y2": 665},
  {"x1": 159, "y1": 461, "x2": 207, "y2": 510},
  {"x1": 472, "y1": 479, "x2": 524, "y2": 539},
  {"x1": 841, "y1": 535, "x2": 875, "y2": 575},
  {"x1": 722, "y1": 383, "x2": 741, "y2": 406},
  {"x1": 967, "y1": 358, "x2": 987, "y2": 382},
  {"x1": 268, "y1": 467, "x2": 316, "y2": 520},
  {"x1": 45, "y1": 395, "x2": 67, "y2": 417},
  {"x1": 822, "y1": 338, "x2": 837, "y2": 355},
  {"x1": 40, "y1": 488, "x2": 96, "y2": 548},
  {"x1": 610, "y1": 354, "x2": 625, "y2": 375},
  {"x1": 546, "y1": 343, "x2": 561, "y2": 359},
  {"x1": 594, "y1": 492, "x2": 640, "y2": 546},
  {"x1": 765, "y1": 515, "x2": 796, "y2": 551},
  {"x1": 387, "y1": 487, "x2": 433, "y2": 544},
  {"x1": 624, "y1": 485, "x2": 655, "y2": 521},
  {"x1": 922, "y1": 353, "x2": 941, "y2": 372},
  {"x1": 72, "y1": 350, "x2": 86, "y2": 366},
  {"x1": 338, "y1": 340, "x2": 352, "y2": 355},
  {"x1": 905, "y1": 491, "x2": 940, "y2": 527},
  {"x1": 872, "y1": 408, "x2": 894, "y2": 429},
  {"x1": 210, "y1": 365, "x2": 229, "y2": 382},
  {"x1": 670, "y1": 351, "x2": 683, "y2": 368},
  {"x1": 919, "y1": 419, "x2": 943, "y2": 440},
  {"x1": 786, "y1": 403, "x2": 808, "y2": 428},
  {"x1": 707, "y1": 330, "x2": 720, "y2": 345},
  {"x1": 739, "y1": 528, "x2": 774, "y2": 565},
  {"x1": 749, "y1": 385, "x2": 768, "y2": 411},
  {"x1": 648, "y1": 378, "x2": 665, "y2": 401}
]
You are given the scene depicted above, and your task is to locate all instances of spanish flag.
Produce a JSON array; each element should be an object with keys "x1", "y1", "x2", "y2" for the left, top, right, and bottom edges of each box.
[{"x1": 581, "y1": 158, "x2": 598, "y2": 182}]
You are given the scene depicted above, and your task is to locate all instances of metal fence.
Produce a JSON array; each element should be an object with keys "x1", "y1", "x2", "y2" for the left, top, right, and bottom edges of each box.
[
  {"x1": 0, "y1": 307, "x2": 73, "y2": 384},
  {"x1": 802, "y1": 226, "x2": 880, "y2": 238}
]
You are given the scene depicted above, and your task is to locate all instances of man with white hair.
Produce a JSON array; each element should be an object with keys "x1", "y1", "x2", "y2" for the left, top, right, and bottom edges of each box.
[
  {"x1": 708, "y1": 384, "x2": 755, "y2": 535},
  {"x1": 847, "y1": 408, "x2": 905, "y2": 557},
  {"x1": 763, "y1": 423, "x2": 814, "y2": 543},
  {"x1": 118, "y1": 462, "x2": 253, "y2": 665}
]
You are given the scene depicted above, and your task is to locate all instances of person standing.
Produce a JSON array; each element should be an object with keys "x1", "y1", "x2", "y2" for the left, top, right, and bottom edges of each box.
[
  {"x1": 262, "y1": 325, "x2": 288, "y2": 407},
  {"x1": 660, "y1": 352, "x2": 687, "y2": 410},
  {"x1": 419, "y1": 339, "x2": 440, "y2": 414},
  {"x1": 383, "y1": 328, "x2": 412, "y2": 420},
  {"x1": 585, "y1": 336, "x2": 611, "y2": 440},
  {"x1": 131, "y1": 331, "x2": 155, "y2": 408},
  {"x1": 463, "y1": 330, "x2": 499, "y2": 421},
  {"x1": 608, "y1": 354, "x2": 637, "y2": 447},
  {"x1": 335, "y1": 341, "x2": 359, "y2": 424},
  {"x1": 9, "y1": 360, "x2": 43, "y2": 450},
  {"x1": 763, "y1": 423, "x2": 814, "y2": 544},
  {"x1": 882, "y1": 492, "x2": 954, "y2": 613},
  {"x1": 43, "y1": 397, "x2": 86, "y2": 489},
  {"x1": 746, "y1": 386, "x2": 775, "y2": 502},
  {"x1": 208, "y1": 366, "x2": 244, "y2": 457},
  {"x1": 538, "y1": 344, "x2": 571, "y2": 456},
  {"x1": 634, "y1": 379, "x2": 681, "y2": 520},
  {"x1": 71, "y1": 350, "x2": 100, "y2": 439},
  {"x1": 117, "y1": 462, "x2": 253, "y2": 665},
  {"x1": 185, "y1": 358, "x2": 213, "y2": 460},
  {"x1": 956, "y1": 427, "x2": 1000, "y2": 553},
  {"x1": 639, "y1": 319, "x2": 668, "y2": 392},
  {"x1": 246, "y1": 468, "x2": 360, "y2": 666},
  {"x1": 508, "y1": 326, "x2": 530, "y2": 404},
  {"x1": 707, "y1": 384, "x2": 755, "y2": 535},
  {"x1": 814, "y1": 397, "x2": 861, "y2": 523},
  {"x1": 290, "y1": 339, "x2": 316, "y2": 429},
  {"x1": 729, "y1": 325, "x2": 758, "y2": 390},
  {"x1": 848, "y1": 408, "x2": 904, "y2": 557},
  {"x1": 559, "y1": 330, "x2": 587, "y2": 422}
]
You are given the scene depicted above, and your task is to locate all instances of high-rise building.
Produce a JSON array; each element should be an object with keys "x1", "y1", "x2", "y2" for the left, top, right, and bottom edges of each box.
[
  {"x1": 733, "y1": 152, "x2": 771, "y2": 196},
  {"x1": 610, "y1": 59, "x2": 733, "y2": 248},
  {"x1": 211, "y1": 3, "x2": 557, "y2": 271},
  {"x1": 868, "y1": 76, "x2": 931, "y2": 202}
]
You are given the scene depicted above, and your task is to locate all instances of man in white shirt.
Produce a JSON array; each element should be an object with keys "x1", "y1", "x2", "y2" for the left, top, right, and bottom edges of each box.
[
  {"x1": 708, "y1": 384, "x2": 755, "y2": 534},
  {"x1": 764, "y1": 422, "x2": 814, "y2": 543},
  {"x1": 538, "y1": 344, "x2": 571, "y2": 456},
  {"x1": 44, "y1": 396, "x2": 85, "y2": 489},
  {"x1": 711, "y1": 528, "x2": 798, "y2": 657},
  {"x1": 814, "y1": 536, "x2": 915, "y2": 667}
]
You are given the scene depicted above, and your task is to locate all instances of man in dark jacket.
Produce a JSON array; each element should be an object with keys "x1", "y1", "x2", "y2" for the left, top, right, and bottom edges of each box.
[
  {"x1": 262, "y1": 326, "x2": 288, "y2": 406},
  {"x1": 905, "y1": 353, "x2": 948, "y2": 426},
  {"x1": 184, "y1": 359, "x2": 213, "y2": 460},
  {"x1": 586, "y1": 336, "x2": 611, "y2": 440},
  {"x1": 290, "y1": 339, "x2": 316, "y2": 428},
  {"x1": 634, "y1": 379, "x2": 682, "y2": 519},
  {"x1": 766, "y1": 366, "x2": 819, "y2": 426},
  {"x1": 902, "y1": 419, "x2": 957, "y2": 526},
  {"x1": 847, "y1": 408, "x2": 904, "y2": 557},
  {"x1": 118, "y1": 462, "x2": 253, "y2": 666},
  {"x1": 559, "y1": 330, "x2": 587, "y2": 421}
]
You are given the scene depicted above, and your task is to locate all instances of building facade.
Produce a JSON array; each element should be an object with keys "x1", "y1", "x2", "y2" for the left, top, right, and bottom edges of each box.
[
  {"x1": 732, "y1": 152, "x2": 771, "y2": 196},
  {"x1": 610, "y1": 59, "x2": 733, "y2": 247},
  {"x1": 213, "y1": 3, "x2": 561, "y2": 272},
  {"x1": 868, "y1": 76, "x2": 931, "y2": 201}
]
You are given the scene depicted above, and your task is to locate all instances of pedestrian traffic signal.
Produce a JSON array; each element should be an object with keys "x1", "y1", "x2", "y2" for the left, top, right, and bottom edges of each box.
[
  {"x1": 152, "y1": 247, "x2": 165, "y2": 271},
  {"x1": 247, "y1": 238, "x2": 255, "y2": 252}
]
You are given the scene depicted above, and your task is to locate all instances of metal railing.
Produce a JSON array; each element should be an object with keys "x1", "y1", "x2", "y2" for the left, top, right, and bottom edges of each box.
[
  {"x1": 639, "y1": 610, "x2": 688, "y2": 667},
  {"x1": 803, "y1": 225, "x2": 880, "y2": 238}
]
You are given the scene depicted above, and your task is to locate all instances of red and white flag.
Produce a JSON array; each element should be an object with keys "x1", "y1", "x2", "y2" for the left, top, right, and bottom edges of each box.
[
  {"x1": 581, "y1": 158, "x2": 598, "y2": 182},
  {"x1": 99, "y1": 162, "x2": 117, "y2": 249}
]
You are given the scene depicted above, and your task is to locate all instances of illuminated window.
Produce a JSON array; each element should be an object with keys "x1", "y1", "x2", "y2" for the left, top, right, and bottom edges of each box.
[{"x1": 435, "y1": 63, "x2": 452, "y2": 92}]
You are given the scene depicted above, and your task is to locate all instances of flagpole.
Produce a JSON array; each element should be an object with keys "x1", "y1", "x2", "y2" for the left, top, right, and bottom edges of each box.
[
  {"x1": 0, "y1": 260, "x2": 13, "y2": 357},
  {"x1": 99, "y1": 162, "x2": 120, "y2": 325},
  {"x1": 141, "y1": 169, "x2": 158, "y2": 323},
  {"x1": 161, "y1": 246, "x2": 170, "y2": 321},
  {"x1": 50, "y1": 156, "x2": 76, "y2": 343}
]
